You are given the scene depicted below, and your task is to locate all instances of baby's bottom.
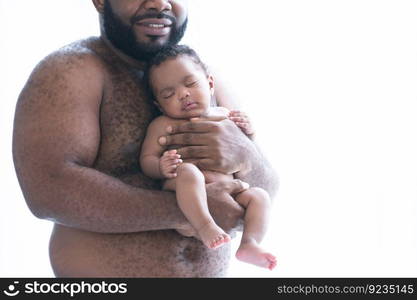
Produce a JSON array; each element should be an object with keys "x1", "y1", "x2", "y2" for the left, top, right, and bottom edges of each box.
[
  {"x1": 234, "y1": 188, "x2": 277, "y2": 270},
  {"x1": 163, "y1": 163, "x2": 230, "y2": 249}
]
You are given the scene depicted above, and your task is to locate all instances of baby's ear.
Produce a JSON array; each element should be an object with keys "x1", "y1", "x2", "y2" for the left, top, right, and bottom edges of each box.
[
  {"x1": 207, "y1": 74, "x2": 215, "y2": 96},
  {"x1": 153, "y1": 101, "x2": 163, "y2": 111}
]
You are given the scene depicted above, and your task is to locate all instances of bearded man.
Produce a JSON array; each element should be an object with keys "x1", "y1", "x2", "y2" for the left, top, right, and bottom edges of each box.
[{"x1": 13, "y1": 0, "x2": 278, "y2": 277}]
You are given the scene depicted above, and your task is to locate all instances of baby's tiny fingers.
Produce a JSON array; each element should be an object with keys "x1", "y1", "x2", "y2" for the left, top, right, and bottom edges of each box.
[
  {"x1": 162, "y1": 150, "x2": 171, "y2": 157},
  {"x1": 168, "y1": 158, "x2": 182, "y2": 165},
  {"x1": 231, "y1": 110, "x2": 248, "y2": 118},
  {"x1": 230, "y1": 116, "x2": 245, "y2": 123},
  {"x1": 161, "y1": 156, "x2": 172, "y2": 164},
  {"x1": 229, "y1": 109, "x2": 242, "y2": 115}
]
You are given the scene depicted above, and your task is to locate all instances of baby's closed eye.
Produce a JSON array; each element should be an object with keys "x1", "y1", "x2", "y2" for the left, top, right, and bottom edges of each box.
[{"x1": 185, "y1": 80, "x2": 199, "y2": 87}]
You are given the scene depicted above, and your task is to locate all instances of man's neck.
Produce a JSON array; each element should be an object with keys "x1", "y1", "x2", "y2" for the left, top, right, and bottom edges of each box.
[{"x1": 100, "y1": 35, "x2": 147, "y2": 70}]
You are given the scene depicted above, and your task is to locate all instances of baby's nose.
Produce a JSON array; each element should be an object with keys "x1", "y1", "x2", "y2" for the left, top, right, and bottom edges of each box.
[{"x1": 179, "y1": 90, "x2": 191, "y2": 101}]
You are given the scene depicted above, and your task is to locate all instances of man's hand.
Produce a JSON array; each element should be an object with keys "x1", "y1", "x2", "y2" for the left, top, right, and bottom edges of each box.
[
  {"x1": 206, "y1": 179, "x2": 248, "y2": 234},
  {"x1": 175, "y1": 179, "x2": 248, "y2": 238},
  {"x1": 159, "y1": 150, "x2": 182, "y2": 178},
  {"x1": 158, "y1": 118, "x2": 255, "y2": 175}
]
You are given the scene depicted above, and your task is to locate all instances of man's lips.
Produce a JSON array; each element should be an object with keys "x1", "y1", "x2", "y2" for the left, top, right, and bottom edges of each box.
[
  {"x1": 137, "y1": 18, "x2": 172, "y2": 26},
  {"x1": 135, "y1": 18, "x2": 172, "y2": 36}
]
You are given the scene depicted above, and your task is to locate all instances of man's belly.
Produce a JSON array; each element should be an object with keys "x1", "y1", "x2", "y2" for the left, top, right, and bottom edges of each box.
[{"x1": 49, "y1": 224, "x2": 231, "y2": 277}]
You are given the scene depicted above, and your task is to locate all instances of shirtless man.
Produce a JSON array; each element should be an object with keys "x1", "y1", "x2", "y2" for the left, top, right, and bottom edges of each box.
[{"x1": 12, "y1": 0, "x2": 278, "y2": 277}]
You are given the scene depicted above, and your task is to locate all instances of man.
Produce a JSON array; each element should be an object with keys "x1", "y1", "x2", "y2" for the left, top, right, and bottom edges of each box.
[{"x1": 12, "y1": 0, "x2": 278, "y2": 277}]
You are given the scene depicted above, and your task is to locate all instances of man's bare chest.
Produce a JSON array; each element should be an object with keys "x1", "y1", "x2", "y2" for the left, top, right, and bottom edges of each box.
[{"x1": 93, "y1": 72, "x2": 159, "y2": 177}]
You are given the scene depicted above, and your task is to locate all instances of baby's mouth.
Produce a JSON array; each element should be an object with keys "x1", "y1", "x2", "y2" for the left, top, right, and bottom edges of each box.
[{"x1": 182, "y1": 101, "x2": 198, "y2": 111}]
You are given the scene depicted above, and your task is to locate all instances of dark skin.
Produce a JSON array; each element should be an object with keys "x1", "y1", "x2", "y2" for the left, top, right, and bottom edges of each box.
[
  {"x1": 12, "y1": 0, "x2": 278, "y2": 277},
  {"x1": 160, "y1": 119, "x2": 270, "y2": 176}
]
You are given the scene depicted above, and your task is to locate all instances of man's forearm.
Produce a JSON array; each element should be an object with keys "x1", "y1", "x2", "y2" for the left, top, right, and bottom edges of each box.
[
  {"x1": 235, "y1": 143, "x2": 279, "y2": 199},
  {"x1": 23, "y1": 162, "x2": 187, "y2": 234}
]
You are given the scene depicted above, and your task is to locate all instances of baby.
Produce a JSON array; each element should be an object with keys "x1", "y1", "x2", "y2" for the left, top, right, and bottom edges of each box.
[{"x1": 140, "y1": 45, "x2": 276, "y2": 270}]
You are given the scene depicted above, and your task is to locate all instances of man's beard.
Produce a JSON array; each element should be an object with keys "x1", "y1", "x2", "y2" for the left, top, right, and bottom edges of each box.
[{"x1": 103, "y1": 1, "x2": 187, "y2": 62}]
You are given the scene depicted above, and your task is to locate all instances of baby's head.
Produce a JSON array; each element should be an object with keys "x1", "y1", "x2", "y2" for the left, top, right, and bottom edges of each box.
[{"x1": 145, "y1": 45, "x2": 214, "y2": 119}]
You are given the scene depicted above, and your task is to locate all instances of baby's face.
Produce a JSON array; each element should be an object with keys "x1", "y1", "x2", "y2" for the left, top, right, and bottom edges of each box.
[{"x1": 150, "y1": 55, "x2": 214, "y2": 119}]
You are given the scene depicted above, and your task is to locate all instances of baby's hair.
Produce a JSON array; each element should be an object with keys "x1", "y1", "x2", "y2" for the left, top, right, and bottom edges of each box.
[{"x1": 144, "y1": 45, "x2": 209, "y2": 99}]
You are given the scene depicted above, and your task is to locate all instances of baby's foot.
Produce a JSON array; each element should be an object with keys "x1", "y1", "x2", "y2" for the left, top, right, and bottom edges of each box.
[
  {"x1": 236, "y1": 242, "x2": 277, "y2": 270},
  {"x1": 198, "y1": 222, "x2": 231, "y2": 249}
]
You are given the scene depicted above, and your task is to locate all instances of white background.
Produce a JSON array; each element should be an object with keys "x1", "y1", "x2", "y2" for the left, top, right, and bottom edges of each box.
[{"x1": 1, "y1": 0, "x2": 417, "y2": 277}]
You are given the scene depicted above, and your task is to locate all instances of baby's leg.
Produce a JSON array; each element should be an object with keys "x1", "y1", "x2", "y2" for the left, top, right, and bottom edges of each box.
[
  {"x1": 173, "y1": 163, "x2": 230, "y2": 249},
  {"x1": 235, "y1": 187, "x2": 277, "y2": 270}
]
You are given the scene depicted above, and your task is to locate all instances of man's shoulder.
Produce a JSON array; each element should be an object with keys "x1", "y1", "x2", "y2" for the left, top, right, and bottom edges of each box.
[
  {"x1": 19, "y1": 37, "x2": 108, "y2": 106},
  {"x1": 34, "y1": 37, "x2": 107, "y2": 77},
  {"x1": 22, "y1": 37, "x2": 110, "y2": 97}
]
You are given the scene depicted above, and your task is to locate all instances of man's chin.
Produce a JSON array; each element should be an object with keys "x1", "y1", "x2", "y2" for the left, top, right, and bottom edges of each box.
[{"x1": 136, "y1": 32, "x2": 170, "y2": 47}]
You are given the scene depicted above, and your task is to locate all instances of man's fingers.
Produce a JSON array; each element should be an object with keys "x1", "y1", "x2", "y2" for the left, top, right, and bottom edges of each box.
[
  {"x1": 225, "y1": 179, "x2": 250, "y2": 195},
  {"x1": 195, "y1": 158, "x2": 215, "y2": 170},
  {"x1": 167, "y1": 120, "x2": 220, "y2": 134},
  {"x1": 159, "y1": 133, "x2": 208, "y2": 147},
  {"x1": 197, "y1": 115, "x2": 228, "y2": 122}
]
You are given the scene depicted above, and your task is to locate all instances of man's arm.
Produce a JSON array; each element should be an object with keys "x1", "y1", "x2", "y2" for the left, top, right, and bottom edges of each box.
[
  {"x1": 234, "y1": 142, "x2": 279, "y2": 199},
  {"x1": 214, "y1": 73, "x2": 279, "y2": 197},
  {"x1": 12, "y1": 52, "x2": 246, "y2": 234},
  {"x1": 12, "y1": 52, "x2": 188, "y2": 233}
]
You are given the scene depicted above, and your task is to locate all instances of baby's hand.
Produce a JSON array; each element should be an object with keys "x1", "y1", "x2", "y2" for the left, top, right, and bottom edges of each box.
[
  {"x1": 160, "y1": 150, "x2": 182, "y2": 178},
  {"x1": 229, "y1": 110, "x2": 254, "y2": 137}
]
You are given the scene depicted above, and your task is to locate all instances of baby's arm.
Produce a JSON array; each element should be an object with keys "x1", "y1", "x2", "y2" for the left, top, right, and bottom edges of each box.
[
  {"x1": 140, "y1": 117, "x2": 182, "y2": 179},
  {"x1": 229, "y1": 110, "x2": 255, "y2": 139}
]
